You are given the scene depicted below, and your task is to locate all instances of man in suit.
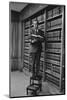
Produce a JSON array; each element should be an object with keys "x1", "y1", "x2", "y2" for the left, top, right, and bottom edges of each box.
[{"x1": 29, "y1": 20, "x2": 45, "y2": 78}]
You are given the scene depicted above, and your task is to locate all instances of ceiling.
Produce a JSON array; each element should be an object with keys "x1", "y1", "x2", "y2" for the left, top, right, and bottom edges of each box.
[{"x1": 10, "y1": 2, "x2": 28, "y2": 12}]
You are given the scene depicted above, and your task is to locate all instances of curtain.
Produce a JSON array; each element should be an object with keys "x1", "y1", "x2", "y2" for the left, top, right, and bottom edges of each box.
[{"x1": 11, "y1": 22, "x2": 19, "y2": 71}]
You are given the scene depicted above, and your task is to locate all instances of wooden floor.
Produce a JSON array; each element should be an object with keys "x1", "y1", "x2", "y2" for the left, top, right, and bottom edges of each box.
[{"x1": 10, "y1": 70, "x2": 63, "y2": 97}]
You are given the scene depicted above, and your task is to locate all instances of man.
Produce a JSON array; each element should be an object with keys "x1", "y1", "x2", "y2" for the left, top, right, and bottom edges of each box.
[{"x1": 29, "y1": 20, "x2": 45, "y2": 78}]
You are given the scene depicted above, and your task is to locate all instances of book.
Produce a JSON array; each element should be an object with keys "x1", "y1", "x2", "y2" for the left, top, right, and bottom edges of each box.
[
  {"x1": 31, "y1": 34, "x2": 43, "y2": 38},
  {"x1": 25, "y1": 21, "x2": 30, "y2": 28},
  {"x1": 53, "y1": 7, "x2": 62, "y2": 17},
  {"x1": 47, "y1": 22, "x2": 51, "y2": 29},
  {"x1": 46, "y1": 53, "x2": 60, "y2": 61},
  {"x1": 38, "y1": 24, "x2": 45, "y2": 29},
  {"x1": 46, "y1": 73, "x2": 59, "y2": 86},
  {"x1": 46, "y1": 48, "x2": 61, "y2": 54},
  {"x1": 46, "y1": 58, "x2": 60, "y2": 66},
  {"x1": 47, "y1": 43, "x2": 61, "y2": 49},
  {"x1": 37, "y1": 14, "x2": 45, "y2": 22},
  {"x1": 47, "y1": 10, "x2": 53, "y2": 18}
]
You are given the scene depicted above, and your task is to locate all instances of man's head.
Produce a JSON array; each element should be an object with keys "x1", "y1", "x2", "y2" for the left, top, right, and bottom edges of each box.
[{"x1": 33, "y1": 20, "x2": 38, "y2": 29}]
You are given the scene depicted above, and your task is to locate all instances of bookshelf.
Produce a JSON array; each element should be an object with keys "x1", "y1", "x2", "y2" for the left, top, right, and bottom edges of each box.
[
  {"x1": 45, "y1": 6, "x2": 64, "y2": 91},
  {"x1": 23, "y1": 20, "x2": 30, "y2": 71},
  {"x1": 23, "y1": 5, "x2": 65, "y2": 91}
]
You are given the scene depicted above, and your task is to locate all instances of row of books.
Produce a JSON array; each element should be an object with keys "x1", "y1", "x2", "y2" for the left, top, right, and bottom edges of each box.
[
  {"x1": 46, "y1": 53, "x2": 60, "y2": 59},
  {"x1": 46, "y1": 73, "x2": 59, "y2": 86},
  {"x1": 46, "y1": 58, "x2": 60, "y2": 66},
  {"x1": 46, "y1": 36, "x2": 61, "y2": 41},
  {"x1": 24, "y1": 49, "x2": 30, "y2": 54},
  {"x1": 37, "y1": 13, "x2": 45, "y2": 23},
  {"x1": 25, "y1": 13, "x2": 46, "y2": 27},
  {"x1": 24, "y1": 55, "x2": 29, "y2": 61},
  {"x1": 24, "y1": 47, "x2": 30, "y2": 51},
  {"x1": 46, "y1": 48, "x2": 61, "y2": 54},
  {"x1": 53, "y1": 7, "x2": 62, "y2": 16},
  {"x1": 24, "y1": 51, "x2": 30, "y2": 58},
  {"x1": 24, "y1": 42, "x2": 30, "y2": 47},
  {"x1": 47, "y1": 17, "x2": 62, "y2": 29},
  {"x1": 24, "y1": 40, "x2": 29, "y2": 43},
  {"x1": 24, "y1": 14, "x2": 45, "y2": 28},
  {"x1": 46, "y1": 43, "x2": 61, "y2": 49},
  {"x1": 24, "y1": 62, "x2": 29, "y2": 68},
  {"x1": 47, "y1": 6, "x2": 62, "y2": 19},
  {"x1": 46, "y1": 30, "x2": 61, "y2": 37},
  {"x1": 24, "y1": 35, "x2": 29, "y2": 40},
  {"x1": 38, "y1": 23, "x2": 45, "y2": 30},
  {"x1": 46, "y1": 62, "x2": 60, "y2": 73},
  {"x1": 24, "y1": 21, "x2": 30, "y2": 28},
  {"x1": 45, "y1": 69, "x2": 60, "y2": 79},
  {"x1": 24, "y1": 29, "x2": 30, "y2": 35},
  {"x1": 24, "y1": 53, "x2": 29, "y2": 56},
  {"x1": 46, "y1": 53, "x2": 60, "y2": 61}
]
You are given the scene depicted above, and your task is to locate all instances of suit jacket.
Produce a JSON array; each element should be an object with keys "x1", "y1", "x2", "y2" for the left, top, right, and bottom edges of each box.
[{"x1": 29, "y1": 29, "x2": 45, "y2": 53}]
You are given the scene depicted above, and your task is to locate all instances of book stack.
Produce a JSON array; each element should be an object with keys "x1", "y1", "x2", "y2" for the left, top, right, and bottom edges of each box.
[
  {"x1": 47, "y1": 7, "x2": 62, "y2": 19},
  {"x1": 47, "y1": 22, "x2": 51, "y2": 29},
  {"x1": 24, "y1": 29, "x2": 30, "y2": 35},
  {"x1": 47, "y1": 17, "x2": 62, "y2": 30},
  {"x1": 46, "y1": 53, "x2": 60, "y2": 61},
  {"x1": 47, "y1": 43, "x2": 61, "y2": 49},
  {"x1": 46, "y1": 30, "x2": 61, "y2": 41},
  {"x1": 46, "y1": 58, "x2": 60, "y2": 66},
  {"x1": 46, "y1": 73, "x2": 59, "y2": 86},
  {"x1": 51, "y1": 18, "x2": 62, "y2": 28},
  {"x1": 25, "y1": 21, "x2": 30, "y2": 28},
  {"x1": 37, "y1": 13, "x2": 45, "y2": 23},
  {"x1": 46, "y1": 48, "x2": 61, "y2": 54},
  {"x1": 46, "y1": 62, "x2": 60, "y2": 73},
  {"x1": 53, "y1": 7, "x2": 62, "y2": 17},
  {"x1": 38, "y1": 24, "x2": 45, "y2": 31},
  {"x1": 45, "y1": 6, "x2": 63, "y2": 88},
  {"x1": 23, "y1": 20, "x2": 31, "y2": 70},
  {"x1": 47, "y1": 10, "x2": 53, "y2": 19}
]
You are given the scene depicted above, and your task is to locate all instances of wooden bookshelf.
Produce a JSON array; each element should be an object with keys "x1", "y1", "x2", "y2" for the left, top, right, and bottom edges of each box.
[
  {"x1": 45, "y1": 6, "x2": 65, "y2": 91},
  {"x1": 22, "y1": 5, "x2": 65, "y2": 91}
]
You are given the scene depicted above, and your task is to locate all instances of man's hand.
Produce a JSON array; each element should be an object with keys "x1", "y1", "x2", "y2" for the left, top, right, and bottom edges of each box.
[{"x1": 31, "y1": 39, "x2": 37, "y2": 43}]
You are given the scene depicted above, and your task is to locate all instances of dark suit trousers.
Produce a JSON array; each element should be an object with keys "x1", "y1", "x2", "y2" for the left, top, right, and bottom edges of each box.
[{"x1": 31, "y1": 51, "x2": 41, "y2": 76}]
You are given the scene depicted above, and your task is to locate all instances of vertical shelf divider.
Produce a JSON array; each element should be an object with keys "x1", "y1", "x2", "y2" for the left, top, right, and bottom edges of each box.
[
  {"x1": 59, "y1": 6, "x2": 64, "y2": 91},
  {"x1": 43, "y1": 10, "x2": 46, "y2": 81}
]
